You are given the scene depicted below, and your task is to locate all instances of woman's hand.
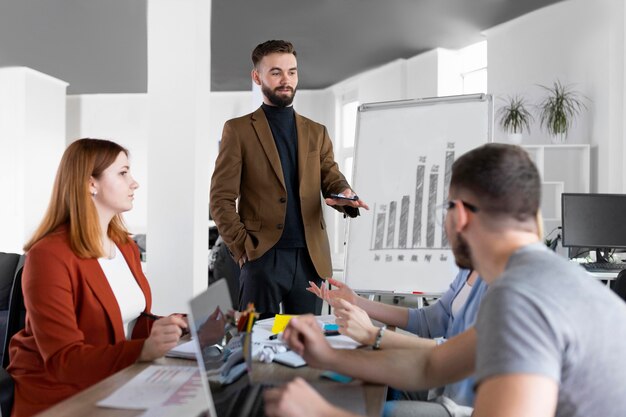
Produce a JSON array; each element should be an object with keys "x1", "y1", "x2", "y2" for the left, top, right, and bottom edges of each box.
[
  {"x1": 306, "y1": 277, "x2": 358, "y2": 306},
  {"x1": 139, "y1": 315, "x2": 187, "y2": 362},
  {"x1": 332, "y1": 299, "x2": 379, "y2": 345}
]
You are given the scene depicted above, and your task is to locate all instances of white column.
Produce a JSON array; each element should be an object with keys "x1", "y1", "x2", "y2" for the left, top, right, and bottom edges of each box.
[
  {"x1": 0, "y1": 67, "x2": 68, "y2": 253},
  {"x1": 147, "y1": 0, "x2": 211, "y2": 313},
  {"x1": 604, "y1": 0, "x2": 624, "y2": 193}
]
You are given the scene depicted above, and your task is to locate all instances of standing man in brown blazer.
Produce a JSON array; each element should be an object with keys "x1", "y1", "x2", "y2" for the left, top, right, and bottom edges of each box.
[{"x1": 210, "y1": 40, "x2": 368, "y2": 318}]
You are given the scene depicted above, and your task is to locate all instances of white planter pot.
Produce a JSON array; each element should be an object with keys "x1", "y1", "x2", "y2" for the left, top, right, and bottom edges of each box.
[
  {"x1": 507, "y1": 132, "x2": 523, "y2": 144},
  {"x1": 550, "y1": 132, "x2": 567, "y2": 144}
]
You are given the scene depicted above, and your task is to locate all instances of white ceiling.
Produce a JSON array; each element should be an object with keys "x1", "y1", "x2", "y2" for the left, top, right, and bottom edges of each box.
[{"x1": 0, "y1": 0, "x2": 564, "y2": 94}]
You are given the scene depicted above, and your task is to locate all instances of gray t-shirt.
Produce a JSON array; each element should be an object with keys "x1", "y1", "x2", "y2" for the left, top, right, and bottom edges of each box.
[{"x1": 476, "y1": 243, "x2": 626, "y2": 417}]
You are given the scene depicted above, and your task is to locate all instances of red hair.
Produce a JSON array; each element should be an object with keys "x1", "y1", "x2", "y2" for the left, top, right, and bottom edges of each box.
[{"x1": 24, "y1": 138, "x2": 132, "y2": 258}]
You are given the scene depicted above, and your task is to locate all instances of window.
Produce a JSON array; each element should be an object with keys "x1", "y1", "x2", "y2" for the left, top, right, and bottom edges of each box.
[
  {"x1": 341, "y1": 100, "x2": 359, "y2": 149},
  {"x1": 459, "y1": 40, "x2": 487, "y2": 94},
  {"x1": 327, "y1": 98, "x2": 360, "y2": 267}
]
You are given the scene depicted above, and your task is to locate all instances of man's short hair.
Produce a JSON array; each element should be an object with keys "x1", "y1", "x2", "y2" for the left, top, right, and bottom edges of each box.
[
  {"x1": 451, "y1": 143, "x2": 540, "y2": 222},
  {"x1": 252, "y1": 40, "x2": 297, "y2": 67}
]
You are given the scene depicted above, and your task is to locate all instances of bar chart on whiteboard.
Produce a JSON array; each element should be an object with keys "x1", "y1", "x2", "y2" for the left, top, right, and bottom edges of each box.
[
  {"x1": 371, "y1": 143, "x2": 456, "y2": 254},
  {"x1": 344, "y1": 95, "x2": 492, "y2": 294}
]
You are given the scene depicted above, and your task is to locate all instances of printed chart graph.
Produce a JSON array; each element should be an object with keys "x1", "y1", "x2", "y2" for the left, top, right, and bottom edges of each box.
[
  {"x1": 371, "y1": 142, "x2": 455, "y2": 253},
  {"x1": 344, "y1": 94, "x2": 492, "y2": 294}
]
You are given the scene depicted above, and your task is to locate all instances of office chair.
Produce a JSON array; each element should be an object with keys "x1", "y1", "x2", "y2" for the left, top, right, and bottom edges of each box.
[
  {"x1": 613, "y1": 270, "x2": 626, "y2": 302},
  {"x1": 0, "y1": 253, "x2": 22, "y2": 366},
  {"x1": 1, "y1": 254, "x2": 26, "y2": 417},
  {"x1": 209, "y1": 236, "x2": 239, "y2": 308}
]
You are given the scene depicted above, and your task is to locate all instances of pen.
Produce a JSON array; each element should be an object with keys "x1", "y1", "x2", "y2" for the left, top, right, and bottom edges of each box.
[
  {"x1": 140, "y1": 311, "x2": 160, "y2": 320},
  {"x1": 140, "y1": 312, "x2": 190, "y2": 336}
]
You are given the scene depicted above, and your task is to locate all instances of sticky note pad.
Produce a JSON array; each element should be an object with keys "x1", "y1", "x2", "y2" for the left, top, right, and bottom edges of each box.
[
  {"x1": 324, "y1": 324, "x2": 339, "y2": 331},
  {"x1": 271, "y1": 314, "x2": 296, "y2": 334}
]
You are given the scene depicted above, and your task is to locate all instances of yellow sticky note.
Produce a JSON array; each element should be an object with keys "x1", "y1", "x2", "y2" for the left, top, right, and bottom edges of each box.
[{"x1": 271, "y1": 314, "x2": 296, "y2": 334}]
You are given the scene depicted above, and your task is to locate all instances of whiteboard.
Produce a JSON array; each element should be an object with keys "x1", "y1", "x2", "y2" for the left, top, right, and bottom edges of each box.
[{"x1": 345, "y1": 94, "x2": 493, "y2": 294}]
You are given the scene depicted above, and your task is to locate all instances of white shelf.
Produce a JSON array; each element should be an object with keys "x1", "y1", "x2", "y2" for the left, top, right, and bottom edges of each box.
[{"x1": 521, "y1": 144, "x2": 591, "y2": 240}]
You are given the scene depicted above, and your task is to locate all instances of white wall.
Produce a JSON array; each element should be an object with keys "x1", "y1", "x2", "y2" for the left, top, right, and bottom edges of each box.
[
  {"x1": 0, "y1": 67, "x2": 67, "y2": 253},
  {"x1": 487, "y1": 0, "x2": 624, "y2": 192},
  {"x1": 405, "y1": 50, "x2": 439, "y2": 99},
  {"x1": 66, "y1": 94, "x2": 149, "y2": 233},
  {"x1": 332, "y1": 59, "x2": 408, "y2": 105}
]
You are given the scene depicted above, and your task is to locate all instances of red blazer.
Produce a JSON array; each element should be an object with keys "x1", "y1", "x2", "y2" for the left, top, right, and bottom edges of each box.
[{"x1": 7, "y1": 227, "x2": 152, "y2": 417}]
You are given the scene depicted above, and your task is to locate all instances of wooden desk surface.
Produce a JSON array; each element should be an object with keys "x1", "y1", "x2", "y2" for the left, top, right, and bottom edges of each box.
[{"x1": 36, "y1": 356, "x2": 385, "y2": 417}]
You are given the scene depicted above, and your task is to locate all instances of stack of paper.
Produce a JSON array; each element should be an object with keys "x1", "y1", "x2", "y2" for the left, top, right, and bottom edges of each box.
[
  {"x1": 97, "y1": 365, "x2": 204, "y2": 410},
  {"x1": 165, "y1": 340, "x2": 198, "y2": 360}
]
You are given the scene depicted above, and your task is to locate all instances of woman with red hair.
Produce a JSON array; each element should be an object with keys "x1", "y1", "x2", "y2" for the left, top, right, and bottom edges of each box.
[{"x1": 7, "y1": 138, "x2": 187, "y2": 417}]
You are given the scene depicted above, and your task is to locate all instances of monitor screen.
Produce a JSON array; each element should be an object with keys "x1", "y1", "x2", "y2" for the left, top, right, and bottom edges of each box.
[{"x1": 561, "y1": 193, "x2": 626, "y2": 249}]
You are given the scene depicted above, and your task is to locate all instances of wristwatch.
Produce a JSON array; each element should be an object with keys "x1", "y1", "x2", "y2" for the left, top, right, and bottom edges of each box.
[{"x1": 372, "y1": 326, "x2": 386, "y2": 350}]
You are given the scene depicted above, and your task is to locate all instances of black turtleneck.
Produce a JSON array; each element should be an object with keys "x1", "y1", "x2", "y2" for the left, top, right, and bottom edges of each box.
[{"x1": 262, "y1": 104, "x2": 306, "y2": 248}]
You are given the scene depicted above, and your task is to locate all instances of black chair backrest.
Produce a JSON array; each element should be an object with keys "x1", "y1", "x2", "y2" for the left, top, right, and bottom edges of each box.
[
  {"x1": 0, "y1": 252, "x2": 21, "y2": 368},
  {"x1": 0, "y1": 254, "x2": 20, "y2": 312},
  {"x1": 3, "y1": 255, "x2": 25, "y2": 369},
  {"x1": 613, "y1": 269, "x2": 626, "y2": 302}
]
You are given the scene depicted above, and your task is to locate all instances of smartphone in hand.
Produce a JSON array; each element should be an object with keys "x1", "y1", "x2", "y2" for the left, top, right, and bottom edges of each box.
[{"x1": 329, "y1": 193, "x2": 359, "y2": 201}]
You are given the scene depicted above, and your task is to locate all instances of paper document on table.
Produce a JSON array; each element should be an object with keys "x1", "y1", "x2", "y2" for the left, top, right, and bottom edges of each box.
[
  {"x1": 138, "y1": 395, "x2": 208, "y2": 417},
  {"x1": 165, "y1": 339, "x2": 198, "y2": 359},
  {"x1": 326, "y1": 334, "x2": 360, "y2": 350},
  {"x1": 97, "y1": 365, "x2": 205, "y2": 410},
  {"x1": 253, "y1": 314, "x2": 360, "y2": 350}
]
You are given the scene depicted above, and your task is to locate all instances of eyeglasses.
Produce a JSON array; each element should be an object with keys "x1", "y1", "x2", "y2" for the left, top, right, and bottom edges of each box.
[{"x1": 435, "y1": 200, "x2": 480, "y2": 226}]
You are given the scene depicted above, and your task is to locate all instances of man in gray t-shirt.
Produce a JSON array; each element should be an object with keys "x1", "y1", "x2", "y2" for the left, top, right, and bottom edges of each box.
[
  {"x1": 261, "y1": 144, "x2": 626, "y2": 417},
  {"x1": 476, "y1": 243, "x2": 626, "y2": 417}
]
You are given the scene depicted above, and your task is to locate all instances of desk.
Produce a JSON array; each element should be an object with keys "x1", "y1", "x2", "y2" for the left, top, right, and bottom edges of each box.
[
  {"x1": 587, "y1": 271, "x2": 619, "y2": 280},
  {"x1": 585, "y1": 271, "x2": 618, "y2": 287},
  {"x1": 36, "y1": 356, "x2": 386, "y2": 417},
  {"x1": 360, "y1": 292, "x2": 442, "y2": 309}
]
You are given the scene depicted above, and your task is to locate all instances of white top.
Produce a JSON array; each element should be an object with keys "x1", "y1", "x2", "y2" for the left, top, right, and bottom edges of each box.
[
  {"x1": 451, "y1": 278, "x2": 472, "y2": 317},
  {"x1": 98, "y1": 246, "x2": 146, "y2": 339}
]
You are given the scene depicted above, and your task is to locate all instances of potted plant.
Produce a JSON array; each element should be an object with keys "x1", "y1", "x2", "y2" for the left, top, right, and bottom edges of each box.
[
  {"x1": 538, "y1": 80, "x2": 587, "y2": 144},
  {"x1": 497, "y1": 95, "x2": 534, "y2": 144}
]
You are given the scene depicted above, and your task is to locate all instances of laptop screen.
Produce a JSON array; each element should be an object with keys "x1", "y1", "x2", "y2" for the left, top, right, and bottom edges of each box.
[{"x1": 187, "y1": 279, "x2": 256, "y2": 417}]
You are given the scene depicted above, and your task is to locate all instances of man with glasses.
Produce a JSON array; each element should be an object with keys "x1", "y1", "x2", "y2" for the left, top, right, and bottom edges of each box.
[{"x1": 264, "y1": 143, "x2": 626, "y2": 417}]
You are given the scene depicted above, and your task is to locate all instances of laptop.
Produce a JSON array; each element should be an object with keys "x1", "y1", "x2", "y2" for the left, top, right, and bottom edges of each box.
[
  {"x1": 187, "y1": 279, "x2": 368, "y2": 417},
  {"x1": 187, "y1": 279, "x2": 265, "y2": 417}
]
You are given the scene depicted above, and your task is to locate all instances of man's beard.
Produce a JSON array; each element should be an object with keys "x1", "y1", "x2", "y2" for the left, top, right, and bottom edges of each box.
[
  {"x1": 262, "y1": 84, "x2": 296, "y2": 107},
  {"x1": 451, "y1": 231, "x2": 473, "y2": 270}
]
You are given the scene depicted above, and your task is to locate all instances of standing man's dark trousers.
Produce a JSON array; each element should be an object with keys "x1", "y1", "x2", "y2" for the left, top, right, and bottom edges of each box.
[{"x1": 239, "y1": 247, "x2": 323, "y2": 319}]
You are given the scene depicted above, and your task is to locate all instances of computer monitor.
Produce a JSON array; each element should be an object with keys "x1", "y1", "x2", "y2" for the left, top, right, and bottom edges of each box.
[{"x1": 561, "y1": 193, "x2": 626, "y2": 259}]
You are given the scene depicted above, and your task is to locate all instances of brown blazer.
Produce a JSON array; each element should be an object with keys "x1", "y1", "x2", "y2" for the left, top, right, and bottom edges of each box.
[
  {"x1": 210, "y1": 107, "x2": 351, "y2": 278},
  {"x1": 8, "y1": 227, "x2": 152, "y2": 417}
]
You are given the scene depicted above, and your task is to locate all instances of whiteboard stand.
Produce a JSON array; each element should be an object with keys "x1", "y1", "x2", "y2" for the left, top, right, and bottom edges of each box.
[{"x1": 345, "y1": 93, "x2": 493, "y2": 297}]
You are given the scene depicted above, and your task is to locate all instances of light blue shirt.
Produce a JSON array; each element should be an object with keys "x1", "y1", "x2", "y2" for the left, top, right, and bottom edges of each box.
[{"x1": 404, "y1": 269, "x2": 488, "y2": 407}]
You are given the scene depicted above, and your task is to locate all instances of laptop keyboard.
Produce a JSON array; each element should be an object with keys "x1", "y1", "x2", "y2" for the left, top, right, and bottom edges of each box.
[
  {"x1": 231, "y1": 383, "x2": 264, "y2": 417},
  {"x1": 212, "y1": 375, "x2": 267, "y2": 417},
  {"x1": 582, "y1": 262, "x2": 626, "y2": 272}
]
